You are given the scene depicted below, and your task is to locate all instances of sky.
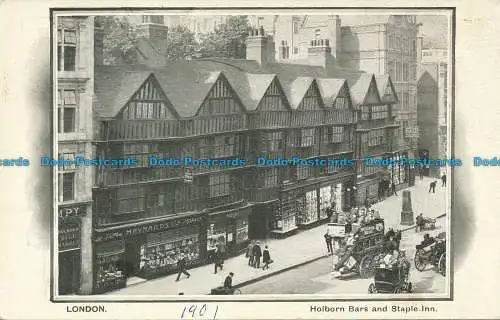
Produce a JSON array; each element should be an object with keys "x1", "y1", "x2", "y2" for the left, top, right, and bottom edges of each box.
[{"x1": 417, "y1": 15, "x2": 450, "y2": 49}]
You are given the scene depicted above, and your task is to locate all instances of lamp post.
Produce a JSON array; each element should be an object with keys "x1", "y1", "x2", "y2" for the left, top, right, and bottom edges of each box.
[{"x1": 401, "y1": 190, "x2": 414, "y2": 225}]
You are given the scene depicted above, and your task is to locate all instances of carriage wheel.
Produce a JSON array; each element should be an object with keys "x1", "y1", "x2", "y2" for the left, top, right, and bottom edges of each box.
[
  {"x1": 368, "y1": 283, "x2": 376, "y2": 294},
  {"x1": 359, "y1": 255, "x2": 373, "y2": 278},
  {"x1": 393, "y1": 287, "x2": 401, "y2": 294},
  {"x1": 438, "y1": 253, "x2": 446, "y2": 276},
  {"x1": 414, "y1": 249, "x2": 427, "y2": 271},
  {"x1": 233, "y1": 288, "x2": 242, "y2": 295}
]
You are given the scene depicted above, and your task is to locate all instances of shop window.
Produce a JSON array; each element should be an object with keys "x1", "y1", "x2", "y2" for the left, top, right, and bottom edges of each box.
[
  {"x1": 58, "y1": 89, "x2": 77, "y2": 133},
  {"x1": 140, "y1": 227, "x2": 200, "y2": 275},
  {"x1": 209, "y1": 173, "x2": 230, "y2": 198},
  {"x1": 57, "y1": 28, "x2": 77, "y2": 71},
  {"x1": 61, "y1": 172, "x2": 75, "y2": 202},
  {"x1": 372, "y1": 105, "x2": 388, "y2": 120},
  {"x1": 328, "y1": 126, "x2": 343, "y2": 143},
  {"x1": 299, "y1": 128, "x2": 315, "y2": 147},
  {"x1": 235, "y1": 218, "x2": 249, "y2": 244}
]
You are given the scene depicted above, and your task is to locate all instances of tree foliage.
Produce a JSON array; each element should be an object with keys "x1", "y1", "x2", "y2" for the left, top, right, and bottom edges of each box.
[
  {"x1": 95, "y1": 16, "x2": 139, "y2": 65},
  {"x1": 166, "y1": 25, "x2": 197, "y2": 61},
  {"x1": 198, "y1": 16, "x2": 250, "y2": 59}
]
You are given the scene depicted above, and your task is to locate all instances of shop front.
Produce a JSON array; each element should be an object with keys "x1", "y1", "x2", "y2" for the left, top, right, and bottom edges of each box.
[
  {"x1": 58, "y1": 203, "x2": 86, "y2": 295},
  {"x1": 207, "y1": 205, "x2": 252, "y2": 260},
  {"x1": 93, "y1": 214, "x2": 205, "y2": 292},
  {"x1": 270, "y1": 192, "x2": 298, "y2": 238},
  {"x1": 388, "y1": 152, "x2": 409, "y2": 188}
]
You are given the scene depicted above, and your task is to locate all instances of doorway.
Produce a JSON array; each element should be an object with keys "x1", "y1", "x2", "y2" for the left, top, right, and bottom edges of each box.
[
  {"x1": 124, "y1": 237, "x2": 143, "y2": 277},
  {"x1": 58, "y1": 250, "x2": 80, "y2": 295},
  {"x1": 248, "y1": 207, "x2": 269, "y2": 240}
]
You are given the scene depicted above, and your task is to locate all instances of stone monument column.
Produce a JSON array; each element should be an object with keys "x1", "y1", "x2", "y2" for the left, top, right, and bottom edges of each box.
[{"x1": 401, "y1": 190, "x2": 414, "y2": 225}]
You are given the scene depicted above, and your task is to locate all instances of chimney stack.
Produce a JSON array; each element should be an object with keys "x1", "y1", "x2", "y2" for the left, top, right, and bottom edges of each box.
[
  {"x1": 246, "y1": 26, "x2": 275, "y2": 65},
  {"x1": 307, "y1": 38, "x2": 335, "y2": 69},
  {"x1": 136, "y1": 16, "x2": 168, "y2": 65}
]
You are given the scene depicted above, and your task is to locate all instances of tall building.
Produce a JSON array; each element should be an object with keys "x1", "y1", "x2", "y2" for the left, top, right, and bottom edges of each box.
[
  {"x1": 417, "y1": 48, "x2": 449, "y2": 177},
  {"x1": 56, "y1": 16, "x2": 95, "y2": 295},
  {"x1": 264, "y1": 14, "x2": 418, "y2": 188}
]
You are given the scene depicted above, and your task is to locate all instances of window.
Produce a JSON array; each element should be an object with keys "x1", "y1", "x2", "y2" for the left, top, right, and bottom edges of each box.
[
  {"x1": 328, "y1": 126, "x2": 344, "y2": 143},
  {"x1": 57, "y1": 28, "x2": 77, "y2": 71},
  {"x1": 209, "y1": 173, "x2": 230, "y2": 198},
  {"x1": 333, "y1": 97, "x2": 348, "y2": 109},
  {"x1": 412, "y1": 40, "x2": 416, "y2": 53},
  {"x1": 58, "y1": 89, "x2": 77, "y2": 133},
  {"x1": 315, "y1": 29, "x2": 321, "y2": 39},
  {"x1": 372, "y1": 105, "x2": 388, "y2": 119},
  {"x1": 148, "y1": 193, "x2": 165, "y2": 208},
  {"x1": 213, "y1": 135, "x2": 236, "y2": 158},
  {"x1": 368, "y1": 129, "x2": 386, "y2": 147},
  {"x1": 123, "y1": 143, "x2": 161, "y2": 167},
  {"x1": 262, "y1": 131, "x2": 283, "y2": 152},
  {"x1": 262, "y1": 168, "x2": 279, "y2": 188},
  {"x1": 297, "y1": 166, "x2": 311, "y2": 180},
  {"x1": 294, "y1": 47, "x2": 299, "y2": 54},
  {"x1": 58, "y1": 153, "x2": 76, "y2": 170},
  {"x1": 61, "y1": 172, "x2": 75, "y2": 202},
  {"x1": 293, "y1": 22, "x2": 300, "y2": 34},
  {"x1": 361, "y1": 105, "x2": 370, "y2": 120},
  {"x1": 299, "y1": 128, "x2": 315, "y2": 147}
]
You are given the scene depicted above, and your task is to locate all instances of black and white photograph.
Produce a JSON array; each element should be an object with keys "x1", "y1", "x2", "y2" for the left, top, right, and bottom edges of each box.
[{"x1": 54, "y1": 10, "x2": 452, "y2": 299}]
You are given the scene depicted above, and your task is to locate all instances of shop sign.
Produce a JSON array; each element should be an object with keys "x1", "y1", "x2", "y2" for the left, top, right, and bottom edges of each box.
[
  {"x1": 94, "y1": 215, "x2": 203, "y2": 242},
  {"x1": 58, "y1": 221, "x2": 81, "y2": 251},
  {"x1": 405, "y1": 127, "x2": 420, "y2": 138},
  {"x1": 226, "y1": 207, "x2": 252, "y2": 219},
  {"x1": 59, "y1": 205, "x2": 85, "y2": 218}
]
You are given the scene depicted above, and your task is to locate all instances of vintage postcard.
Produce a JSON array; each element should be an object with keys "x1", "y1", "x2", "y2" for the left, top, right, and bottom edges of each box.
[{"x1": 1, "y1": 1, "x2": 500, "y2": 319}]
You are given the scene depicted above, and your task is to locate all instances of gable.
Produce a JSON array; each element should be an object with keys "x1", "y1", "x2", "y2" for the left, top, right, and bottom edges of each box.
[
  {"x1": 257, "y1": 77, "x2": 289, "y2": 111},
  {"x1": 197, "y1": 74, "x2": 245, "y2": 116},
  {"x1": 120, "y1": 76, "x2": 177, "y2": 120},
  {"x1": 383, "y1": 78, "x2": 398, "y2": 103},
  {"x1": 297, "y1": 80, "x2": 323, "y2": 110},
  {"x1": 333, "y1": 82, "x2": 353, "y2": 109},
  {"x1": 363, "y1": 78, "x2": 381, "y2": 105}
]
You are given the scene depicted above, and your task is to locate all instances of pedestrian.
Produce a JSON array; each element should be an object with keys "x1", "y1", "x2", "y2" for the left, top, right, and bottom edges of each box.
[
  {"x1": 252, "y1": 241, "x2": 262, "y2": 268},
  {"x1": 429, "y1": 181, "x2": 437, "y2": 193},
  {"x1": 441, "y1": 173, "x2": 447, "y2": 187},
  {"x1": 224, "y1": 272, "x2": 234, "y2": 294},
  {"x1": 391, "y1": 181, "x2": 397, "y2": 196},
  {"x1": 214, "y1": 245, "x2": 224, "y2": 274},
  {"x1": 419, "y1": 166, "x2": 424, "y2": 180},
  {"x1": 324, "y1": 232, "x2": 333, "y2": 254},
  {"x1": 246, "y1": 240, "x2": 255, "y2": 267},
  {"x1": 175, "y1": 253, "x2": 190, "y2": 282},
  {"x1": 262, "y1": 245, "x2": 272, "y2": 270}
]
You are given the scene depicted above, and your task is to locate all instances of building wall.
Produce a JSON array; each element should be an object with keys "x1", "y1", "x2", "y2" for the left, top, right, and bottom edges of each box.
[{"x1": 57, "y1": 16, "x2": 95, "y2": 295}]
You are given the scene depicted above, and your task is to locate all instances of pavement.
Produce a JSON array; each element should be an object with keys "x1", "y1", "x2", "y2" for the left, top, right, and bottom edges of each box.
[{"x1": 105, "y1": 176, "x2": 448, "y2": 296}]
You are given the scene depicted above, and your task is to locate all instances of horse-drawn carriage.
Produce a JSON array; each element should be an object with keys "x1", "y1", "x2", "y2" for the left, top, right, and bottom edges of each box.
[
  {"x1": 415, "y1": 214, "x2": 436, "y2": 232},
  {"x1": 414, "y1": 232, "x2": 446, "y2": 276},
  {"x1": 368, "y1": 252, "x2": 412, "y2": 294},
  {"x1": 330, "y1": 218, "x2": 386, "y2": 278}
]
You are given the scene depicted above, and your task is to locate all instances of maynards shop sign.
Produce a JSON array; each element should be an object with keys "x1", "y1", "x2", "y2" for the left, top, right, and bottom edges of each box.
[{"x1": 94, "y1": 215, "x2": 203, "y2": 242}]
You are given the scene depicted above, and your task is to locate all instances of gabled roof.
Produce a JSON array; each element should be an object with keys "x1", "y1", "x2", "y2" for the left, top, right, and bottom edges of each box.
[
  {"x1": 94, "y1": 64, "x2": 220, "y2": 118},
  {"x1": 343, "y1": 73, "x2": 377, "y2": 106},
  {"x1": 316, "y1": 78, "x2": 348, "y2": 107},
  {"x1": 284, "y1": 77, "x2": 315, "y2": 109},
  {"x1": 375, "y1": 75, "x2": 398, "y2": 104},
  {"x1": 94, "y1": 66, "x2": 152, "y2": 118},
  {"x1": 244, "y1": 74, "x2": 276, "y2": 110}
]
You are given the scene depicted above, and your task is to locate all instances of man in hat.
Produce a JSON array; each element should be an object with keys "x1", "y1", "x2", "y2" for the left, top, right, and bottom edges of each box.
[
  {"x1": 175, "y1": 253, "x2": 190, "y2": 281},
  {"x1": 252, "y1": 241, "x2": 262, "y2": 268}
]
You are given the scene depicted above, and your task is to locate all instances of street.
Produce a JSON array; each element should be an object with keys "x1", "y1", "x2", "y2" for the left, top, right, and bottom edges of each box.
[{"x1": 240, "y1": 216, "x2": 447, "y2": 294}]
